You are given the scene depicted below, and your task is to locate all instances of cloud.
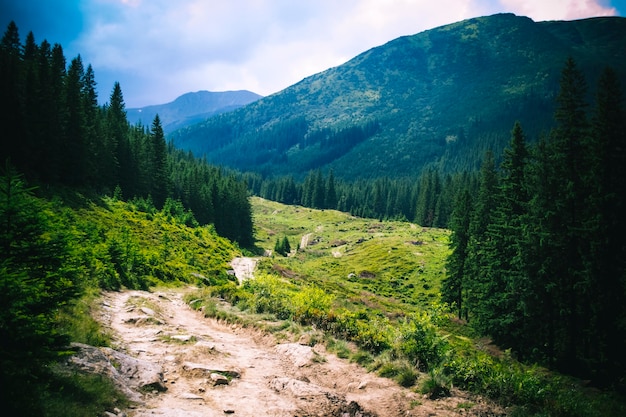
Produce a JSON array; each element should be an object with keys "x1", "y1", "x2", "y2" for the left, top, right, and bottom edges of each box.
[
  {"x1": 75, "y1": 0, "x2": 495, "y2": 106},
  {"x1": 66, "y1": 0, "x2": 620, "y2": 106},
  {"x1": 499, "y1": 0, "x2": 617, "y2": 20}
]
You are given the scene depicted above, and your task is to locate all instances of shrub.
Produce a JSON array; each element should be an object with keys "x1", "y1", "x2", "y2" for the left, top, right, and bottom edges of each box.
[
  {"x1": 242, "y1": 273, "x2": 293, "y2": 319},
  {"x1": 291, "y1": 286, "x2": 334, "y2": 325},
  {"x1": 420, "y1": 367, "x2": 452, "y2": 399},
  {"x1": 350, "y1": 351, "x2": 374, "y2": 366},
  {"x1": 395, "y1": 312, "x2": 450, "y2": 371}
]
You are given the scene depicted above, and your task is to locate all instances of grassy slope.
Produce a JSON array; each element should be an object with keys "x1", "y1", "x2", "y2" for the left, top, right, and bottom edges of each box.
[
  {"x1": 44, "y1": 196, "x2": 241, "y2": 417},
  {"x1": 73, "y1": 197, "x2": 240, "y2": 289},
  {"x1": 252, "y1": 196, "x2": 450, "y2": 315},
  {"x1": 246, "y1": 197, "x2": 626, "y2": 416}
]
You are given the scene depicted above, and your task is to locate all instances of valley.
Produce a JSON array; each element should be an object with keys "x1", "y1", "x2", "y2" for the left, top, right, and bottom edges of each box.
[
  {"x1": 83, "y1": 197, "x2": 625, "y2": 416},
  {"x1": 2, "y1": 11, "x2": 625, "y2": 416}
]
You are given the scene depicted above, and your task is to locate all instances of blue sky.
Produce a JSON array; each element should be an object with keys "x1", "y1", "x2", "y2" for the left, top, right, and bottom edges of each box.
[{"x1": 1, "y1": 0, "x2": 624, "y2": 107}]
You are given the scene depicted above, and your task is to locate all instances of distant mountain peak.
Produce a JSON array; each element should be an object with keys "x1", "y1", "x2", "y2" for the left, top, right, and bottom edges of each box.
[{"x1": 127, "y1": 90, "x2": 262, "y2": 133}]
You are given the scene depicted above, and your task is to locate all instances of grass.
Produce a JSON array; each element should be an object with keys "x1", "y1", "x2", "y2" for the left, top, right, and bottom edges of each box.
[
  {"x1": 251, "y1": 196, "x2": 450, "y2": 316},
  {"x1": 40, "y1": 371, "x2": 129, "y2": 417},
  {"x1": 213, "y1": 197, "x2": 626, "y2": 416},
  {"x1": 37, "y1": 196, "x2": 242, "y2": 416},
  {"x1": 57, "y1": 288, "x2": 112, "y2": 347}
]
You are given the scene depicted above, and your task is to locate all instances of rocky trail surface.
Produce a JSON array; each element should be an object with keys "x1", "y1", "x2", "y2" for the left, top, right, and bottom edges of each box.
[{"x1": 86, "y1": 288, "x2": 503, "y2": 416}]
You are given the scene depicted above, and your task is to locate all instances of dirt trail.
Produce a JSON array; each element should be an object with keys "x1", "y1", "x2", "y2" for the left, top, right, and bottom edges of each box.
[{"x1": 100, "y1": 288, "x2": 502, "y2": 417}]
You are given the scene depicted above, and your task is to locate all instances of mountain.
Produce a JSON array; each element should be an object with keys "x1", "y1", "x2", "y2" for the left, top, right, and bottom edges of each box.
[
  {"x1": 169, "y1": 14, "x2": 626, "y2": 179},
  {"x1": 127, "y1": 90, "x2": 262, "y2": 133}
]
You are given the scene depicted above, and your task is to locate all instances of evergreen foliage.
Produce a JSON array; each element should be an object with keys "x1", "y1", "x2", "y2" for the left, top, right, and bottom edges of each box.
[
  {"x1": 445, "y1": 59, "x2": 626, "y2": 386},
  {"x1": 0, "y1": 164, "x2": 80, "y2": 415},
  {"x1": 0, "y1": 22, "x2": 253, "y2": 413},
  {"x1": 244, "y1": 169, "x2": 475, "y2": 228},
  {"x1": 0, "y1": 22, "x2": 253, "y2": 246},
  {"x1": 441, "y1": 188, "x2": 472, "y2": 319},
  {"x1": 274, "y1": 236, "x2": 292, "y2": 256}
]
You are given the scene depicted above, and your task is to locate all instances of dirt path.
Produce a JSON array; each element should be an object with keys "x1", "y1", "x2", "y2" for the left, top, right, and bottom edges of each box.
[
  {"x1": 99, "y1": 288, "x2": 502, "y2": 416},
  {"x1": 230, "y1": 257, "x2": 258, "y2": 284}
]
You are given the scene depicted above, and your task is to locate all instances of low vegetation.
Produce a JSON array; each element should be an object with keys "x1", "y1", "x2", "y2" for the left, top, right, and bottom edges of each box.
[
  {"x1": 186, "y1": 197, "x2": 626, "y2": 417},
  {"x1": 0, "y1": 167, "x2": 239, "y2": 416}
]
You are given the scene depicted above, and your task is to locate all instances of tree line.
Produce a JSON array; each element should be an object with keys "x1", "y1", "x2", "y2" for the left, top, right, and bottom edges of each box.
[
  {"x1": 443, "y1": 58, "x2": 626, "y2": 386},
  {"x1": 0, "y1": 21, "x2": 253, "y2": 246},
  {"x1": 243, "y1": 167, "x2": 476, "y2": 228}
]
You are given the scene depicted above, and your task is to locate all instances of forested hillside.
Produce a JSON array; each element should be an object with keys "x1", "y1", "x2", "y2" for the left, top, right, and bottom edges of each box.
[
  {"x1": 241, "y1": 46, "x2": 626, "y2": 394},
  {"x1": 0, "y1": 21, "x2": 252, "y2": 415},
  {"x1": 169, "y1": 13, "x2": 626, "y2": 179},
  {"x1": 443, "y1": 59, "x2": 626, "y2": 386},
  {"x1": 0, "y1": 21, "x2": 253, "y2": 245}
]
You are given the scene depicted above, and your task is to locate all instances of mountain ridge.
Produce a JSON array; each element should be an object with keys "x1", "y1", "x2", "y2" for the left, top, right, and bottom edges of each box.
[
  {"x1": 127, "y1": 89, "x2": 262, "y2": 133},
  {"x1": 168, "y1": 13, "x2": 626, "y2": 178}
]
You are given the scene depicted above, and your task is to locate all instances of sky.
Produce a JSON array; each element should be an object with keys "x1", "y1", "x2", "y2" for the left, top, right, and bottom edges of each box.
[{"x1": 1, "y1": 0, "x2": 624, "y2": 108}]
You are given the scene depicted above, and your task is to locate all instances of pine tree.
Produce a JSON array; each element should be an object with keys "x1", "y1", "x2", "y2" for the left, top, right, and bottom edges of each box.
[
  {"x1": 63, "y1": 55, "x2": 87, "y2": 185},
  {"x1": 585, "y1": 67, "x2": 626, "y2": 381},
  {"x1": 524, "y1": 135, "x2": 561, "y2": 365},
  {"x1": 325, "y1": 169, "x2": 338, "y2": 209},
  {"x1": 274, "y1": 236, "x2": 291, "y2": 256},
  {"x1": 148, "y1": 115, "x2": 170, "y2": 208},
  {"x1": 106, "y1": 82, "x2": 129, "y2": 192},
  {"x1": 464, "y1": 151, "x2": 498, "y2": 327},
  {"x1": 82, "y1": 64, "x2": 104, "y2": 186},
  {"x1": 549, "y1": 57, "x2": 590, "y2": 372},
  {"x1": 0, "y1": 22, "x2": 25, "y2": 170},
  {"x1": 482, "y1": 122, "x2": 532, "y2": 352},
  {"x1": 312, "y1": 169, "x2": 325, "y2": 209},
  {"x1": 442, "y1": 187, "x2": 473, "y2": 319}
]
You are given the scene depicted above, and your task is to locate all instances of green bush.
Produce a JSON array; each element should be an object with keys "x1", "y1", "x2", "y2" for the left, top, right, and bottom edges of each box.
[
  {"x1": 291, "y1": 286, "x2": 334, "y2": 325},
  {"x1": 419, "y1": 367, "x2": 452, "y2": 399},
  {"x1": 241, "y1": 273, "x2": 294, "y2": 319},
  {"x1": 350, "y1": 350, "x2": 374, "y2": 366},
  {"x1": 395, "y1": 312, "x2": 450, "y2": 371}
]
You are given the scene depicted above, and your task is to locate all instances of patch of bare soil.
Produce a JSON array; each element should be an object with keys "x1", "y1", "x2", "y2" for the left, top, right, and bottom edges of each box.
[
  {"x1": 230, "y1": 257, "x2": 259, "y2": 284},
  {"x1": 99, "y1": 288, "x2": 505, "y2": 416}
]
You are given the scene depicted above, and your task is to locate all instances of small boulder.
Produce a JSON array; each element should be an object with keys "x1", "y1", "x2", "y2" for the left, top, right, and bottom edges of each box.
[
  {"x1": 210, "y1": 373, "x2": 229, "y2": 386},
  {"x1": 171, "y1": 334, "x2": 194, "y2": 342},
  {"x1": 140, "y1": 306, "x2": 156, "y2": 316},
  {"x1": 275, "y1": 343, "x2": 315, "y2": 367}
]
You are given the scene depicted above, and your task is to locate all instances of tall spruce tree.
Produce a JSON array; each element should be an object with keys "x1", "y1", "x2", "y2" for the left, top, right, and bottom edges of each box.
[
  {"x1": 585, "y1": 67, "x2": 626, "y2": 382},
  {"x1": 106, "y1": 82, "x2": 129, "y2": 192},
  {"x1": 464, "y1": 151, "x2": 498, "y2": 327},
  {"x1": 442, "y1": 187, "x2": 473, "y2": 319},
  {"x1": 482, "y1": 122, "x2": 532, "y2": 352},
  {"x1": 550, "y1": 57, "x2": 590, "y2": 373},
  {"x1": 82, "y1": 64, "x2": 103, "y2": 186},
  {"x1": 325, "y1": 169, "x2": 338, "y2": 209},
  {"x1": 63, "y1": 55, "x2": 87, "y2": 185},
  {"x1": 0, "y1": 22, "x2": 25, "y2": 171},
  {"x1": 149, "y1": 115, "x2": 170, "y2": 208}
]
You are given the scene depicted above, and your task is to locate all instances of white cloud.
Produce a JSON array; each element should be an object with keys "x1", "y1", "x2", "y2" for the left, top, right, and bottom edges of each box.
[
  {"x1": 73, "y1": 0, "x2": 619, "y2": 107},
  {"x1": 499, "y1": 0, "x2": 617, "y2": 20}
]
